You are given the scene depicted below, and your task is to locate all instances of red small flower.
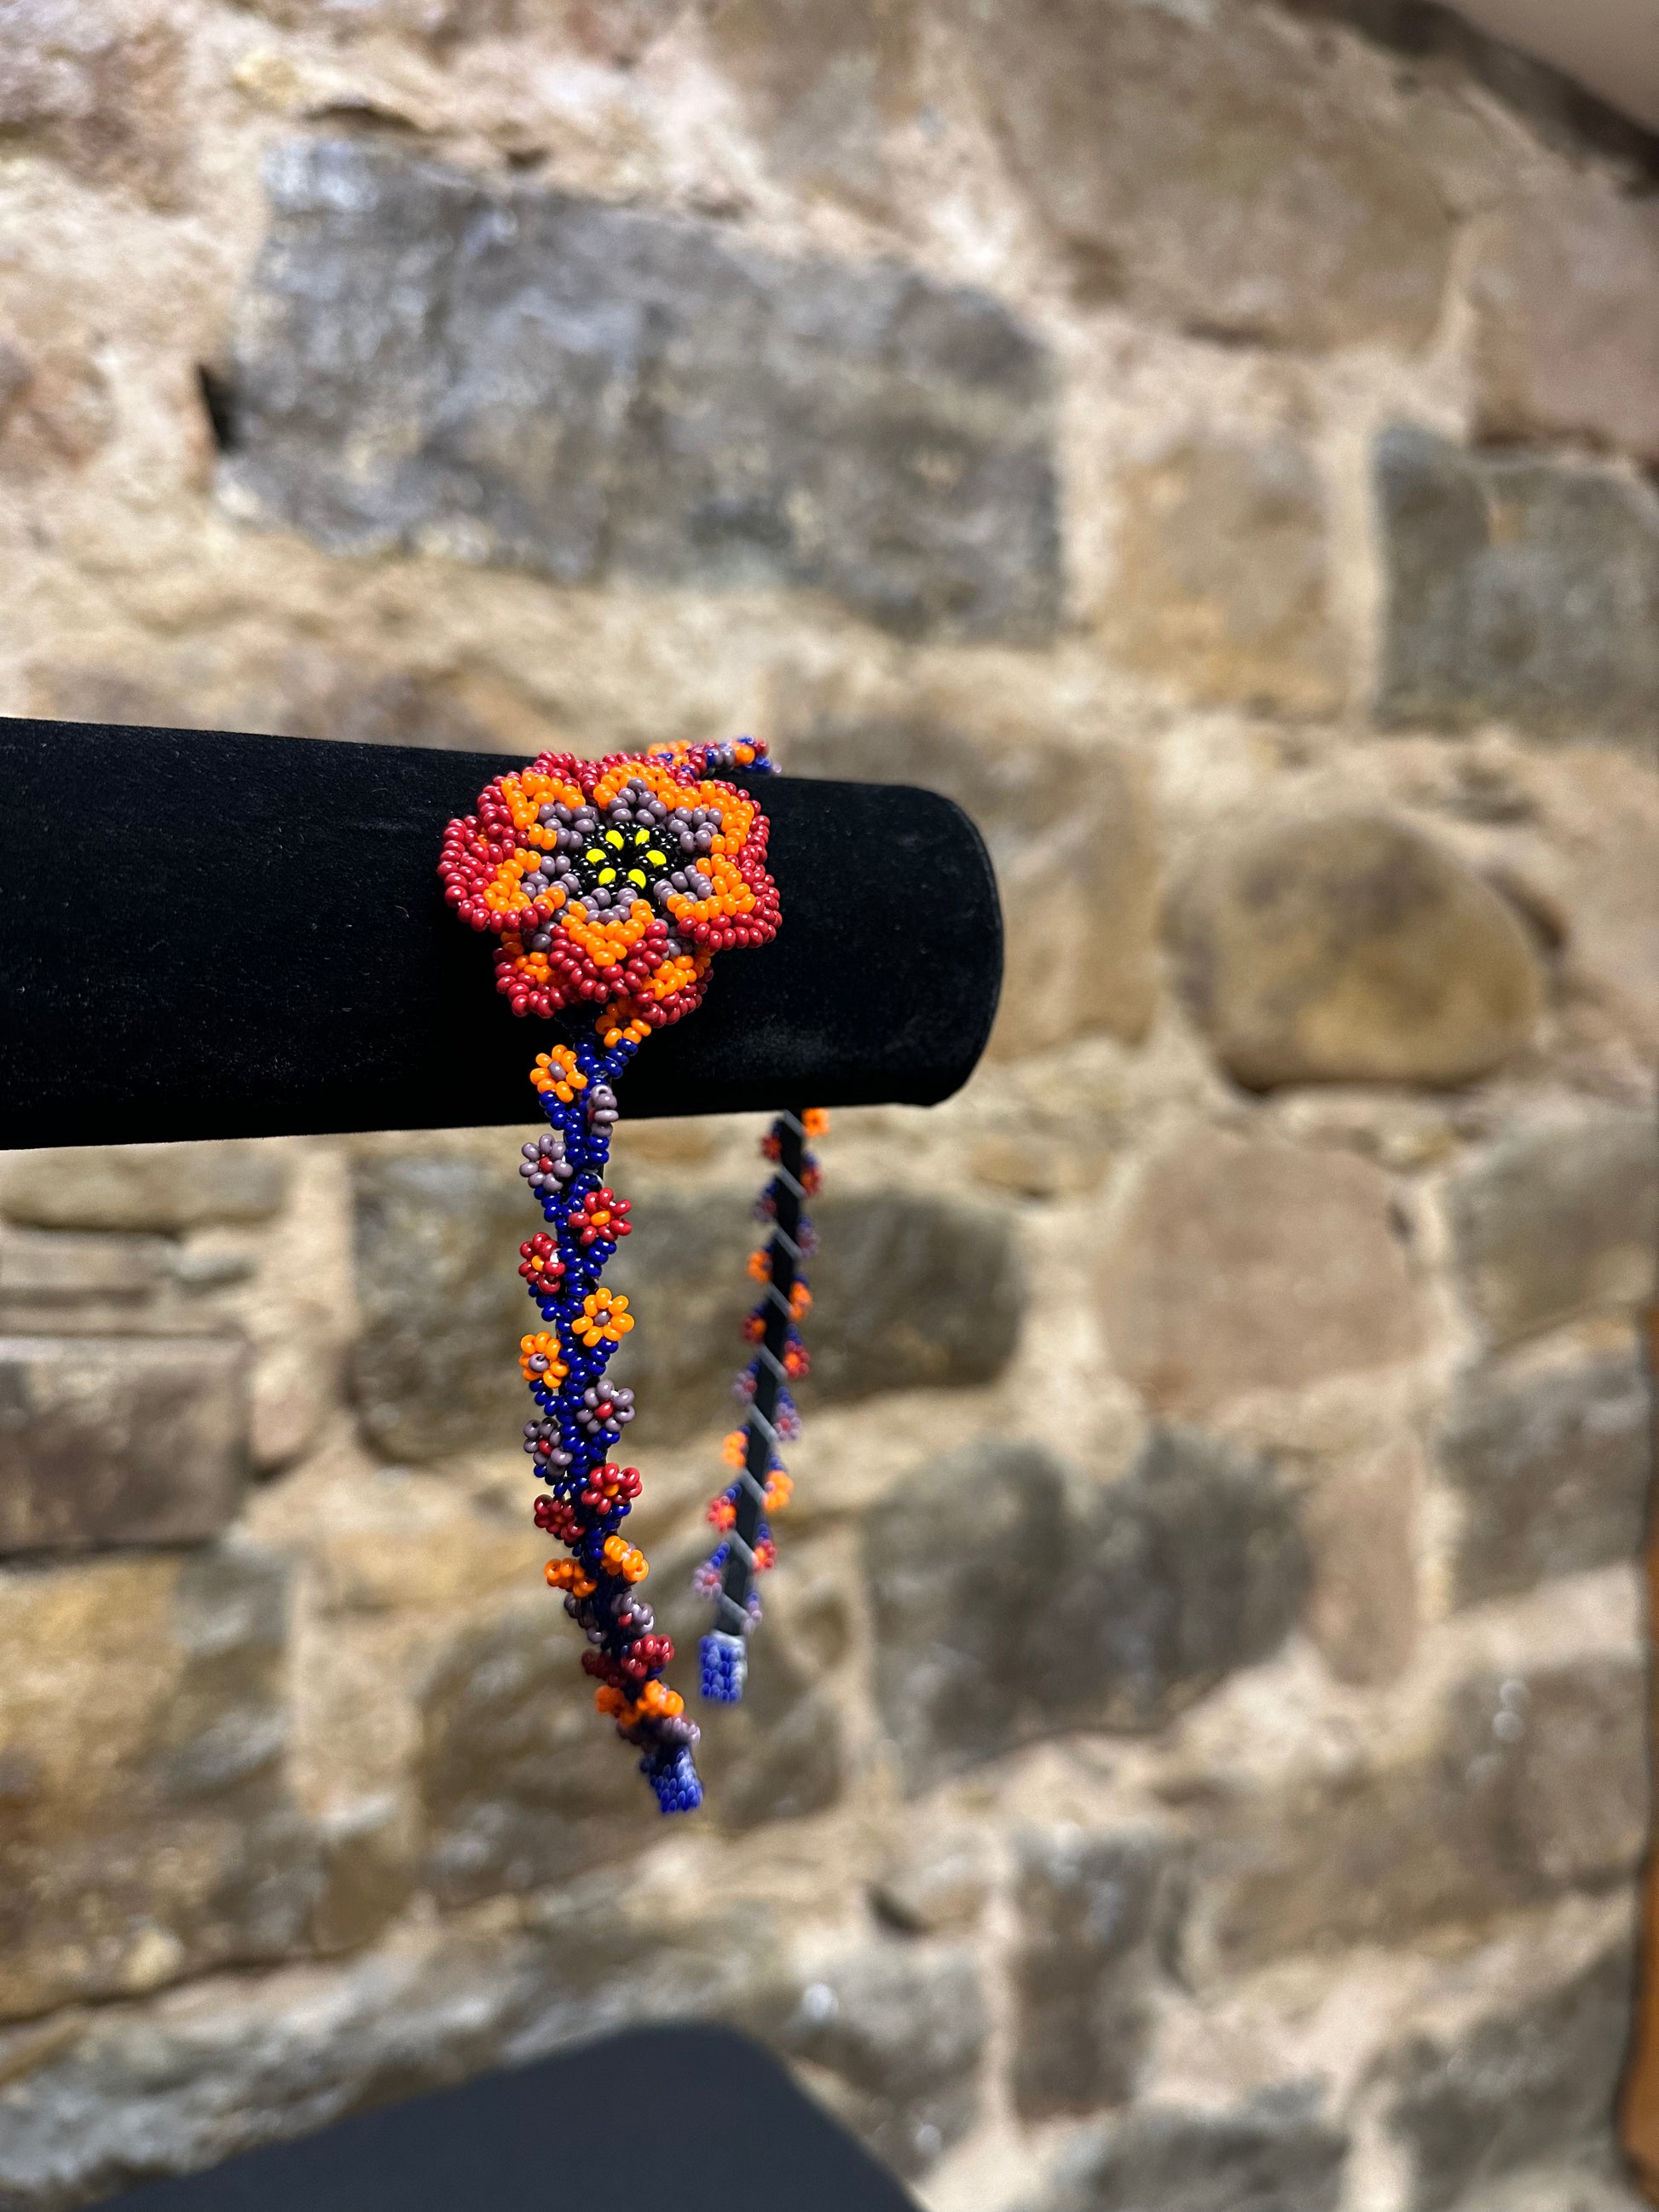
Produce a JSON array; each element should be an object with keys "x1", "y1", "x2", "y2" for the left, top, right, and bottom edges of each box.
[{"x1": 568, "y1": 1188, "x2": 632, "y2": 1247}]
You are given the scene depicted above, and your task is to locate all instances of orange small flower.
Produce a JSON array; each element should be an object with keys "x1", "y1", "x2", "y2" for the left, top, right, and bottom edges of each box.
[
  {"x1": 577, "y1": 1289, "x2": 633, "y2": 1347},
  {"x1": 519, "y1": 1331, "x2": 569, "y2": 1384}
]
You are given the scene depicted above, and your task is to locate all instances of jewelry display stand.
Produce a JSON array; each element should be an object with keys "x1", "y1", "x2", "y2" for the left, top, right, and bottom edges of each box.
[{"x1": 3, "y1": 714, "x2": 1003, "y2": 2209}]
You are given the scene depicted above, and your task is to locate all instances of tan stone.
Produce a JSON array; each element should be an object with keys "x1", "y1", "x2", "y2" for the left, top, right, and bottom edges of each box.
[
  {"x1": 0, "y1": 1141, "x2": 289, "y2": 1233},
  {"x1": 1303, "y1": 1435, "x2": 1421, "y2": 1688},
  {"x1": 1172, "y1": 814, "x2": 1544, "y2": 1091},
  {"x1": 0, "y1": 330, "x2": 114, "y2": 480},
  {"x1": 778, "y1": 679, "x2": 1159, "y2": 1055},
  {"x1": 1471, "y1": 174, "x2": 1659, "y2": 463},
  {"x1": 1097, "y1": 1130, "x2": 1422, "y2": 1416},
  {"x1": 0, "y1": 2, "x2": 188, "y2": 207},
  {"x1": 956, "y1": 0, "x2": 1452, "y2": 349},
  {"x1": 0, "y1": 1545, "x2": 322, "y2": 2020},
  {"x1": 707, "y1": 0, "x2": 918, "y2": 212},
  {"x1": 1103, "y1": 434, "x2": 1345, "y2": 715}
]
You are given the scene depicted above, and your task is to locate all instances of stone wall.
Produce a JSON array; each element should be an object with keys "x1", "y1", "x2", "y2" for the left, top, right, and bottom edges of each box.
[{"x1": 1, "y1": 3, "x2": 1656, "y2": 2207}]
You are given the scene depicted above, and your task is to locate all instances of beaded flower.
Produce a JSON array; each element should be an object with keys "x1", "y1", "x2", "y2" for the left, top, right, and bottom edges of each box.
[
  {"x1": 438, "y1": 740, "x2": 780, "y2": 1037},
  {"x1": 439, "y1": 738, "x2": 795, "y2": 1821}
]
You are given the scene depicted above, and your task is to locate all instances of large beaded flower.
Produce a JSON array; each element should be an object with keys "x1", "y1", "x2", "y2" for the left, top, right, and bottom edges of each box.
[{"x1": 438, "y1": 739, "x2": 781, "y2": 1037}]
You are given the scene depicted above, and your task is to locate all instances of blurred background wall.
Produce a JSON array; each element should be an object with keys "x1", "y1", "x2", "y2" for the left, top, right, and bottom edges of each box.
[{"x1": 1, "y1": 3, "x2": 1657, "y2": 2207}]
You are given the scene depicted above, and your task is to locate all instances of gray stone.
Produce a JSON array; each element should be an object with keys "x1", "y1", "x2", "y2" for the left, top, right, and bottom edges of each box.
[
  {"x1": 0, "y1": 1880, "x2": 777, "y2": 2205},
  {"x1": 652, "y1": 1548, "x2": 846, "y2": 1834},
  {"x1": 1190, "y1": 1650, "x2": 1646, "y2": 1975},
  {"x1": 414, "y1": 1604, "x2": 654, "y2": 1906},
  {"x1": 0, "y1": 1141, "x2": 288, "y2": 1233},
  {"x1": 780, "y1": 686, "x2": 1159, "y2": 1054},
  {"x1": 1010, "y1": 1825, "x2": 1173, "y2": 2120},
  {"x1": 611, "y1": 1187, "x2": 1025, "y2": 1441},
  {"x1": 1438, "y1": 1339, "x2": 1653, "y2": 1608},
  {"x1": 1101, "y1": 433, "x2": 1346, "y2": 716},
  {"x1": 0, "y1": 1544, "x2": 325, "y2": 2022},
  {"x1": 350, "y1": 1152, "x2": 527, "y2": 1462},
  {"x1": 1097, "y1": 1130, "x2": 1423, "y2": 1417},
  {"x1": 1447, "y1": 1107, "x2": 1658, "y2": 1349},
  {"x1": 1171, "y1": 813, "x2": 1543, "y2": 1091},
  {"x1": 867, "y1": 1429, "x2": 1305, "y2": 1789},
  {"x1": 0, "y1": 1334, "x2": 247, "y2": 1554},
  {"x1": 744, "y1": 1941, "x2": 986, "y2": 2179},
  {"x1": 1026, "y1": 2088, "x2": 1348, "y2": 2212},
  {"x1": 1444, "y1": 2166, "x2": 1649, "y2": 2212},
  {"x1": 1374, "y1": 424, "x2": 1659, "y2": 747},
  {"x1": 225, "y1": 138, "x2": 1061, "y2": 640},
  {"x1": 1382, "y1": 1926, "x2": 1636, "y2": 2212},
  {"x1": 957, "y1": 0, "x2": 1451, "y2": 351},
  {"x1": 1470, "y1": 174, "x2": 1659, "y2": 464}
]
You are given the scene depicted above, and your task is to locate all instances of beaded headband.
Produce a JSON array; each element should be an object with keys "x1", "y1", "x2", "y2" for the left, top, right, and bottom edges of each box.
[{"x1": 438, "y1": 739, "x2": 822, "y2": 1816}]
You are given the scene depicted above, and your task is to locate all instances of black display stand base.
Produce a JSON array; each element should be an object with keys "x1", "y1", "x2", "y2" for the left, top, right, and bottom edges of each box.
[{"x1": 110, "y1": 2026, "x2": 915, "y2": 2210}]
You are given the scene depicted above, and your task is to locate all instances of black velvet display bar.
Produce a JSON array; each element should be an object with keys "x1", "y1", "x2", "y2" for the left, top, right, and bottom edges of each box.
[{"x1": 0, "y1": 718, "x2": 1003, "y2": 1148}]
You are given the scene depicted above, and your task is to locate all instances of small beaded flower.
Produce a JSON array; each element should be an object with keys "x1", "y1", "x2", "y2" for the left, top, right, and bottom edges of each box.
[{"x1": 439, "y1": 738, "x2": 812, "y2": 1820}]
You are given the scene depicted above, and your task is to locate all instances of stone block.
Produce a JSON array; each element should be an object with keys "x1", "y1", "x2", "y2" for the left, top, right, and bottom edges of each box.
[
  {"x1": 956, "y1": 0, "x2": 1450, "y2": 350},
  {"x1": 1189, "y1": 1649, "x2": 1646, "y2": 1975},
  {"x1": 350, "y1": 1152, "x2": 528, "y2": 1462},
  {"x1": 1302, "y1": 1435, "x2": 1421, "y2": 1688},
  {"x1": 0, "y1": 1334, "x2": 247, "y2": 1554},
  {"x1": 0, "y1": 1883, "x2": 777, "y2": 2204},
  {"x1": 610, "y1": 1186, "x2": 1026, "y2": 1441},
  {"x1": 1379, "y1": 1913, "x2": 1636, "y2": 2212},
  {"x1": 708, "y1": 0, "x2": 919, "y2": 211},
  {"x1": 0, "y1": 1, "x2": 188, "y2": 205},
  {"x1": 650, "y1": 1539, "x2": 846, "y2": 1834},
  {"x1": 780, "y1": 685, "x2": 1159, "y2": 1054},
  {"x1": 0, "y1": 1141, "x2": 289, "y2": 1233},
  {"x1": 414, "y1": 1603, "x2": 654, "y2": 1906},
  {"x1": 745, "y1": 1940, "x2": 986, "y2": 2179},
  {"x1": 1374, "y1": 424, "x2": 1659, "y2": 747},
  {"x1": 1438, "y1": 1338, "x2": 1652, "y2": 1608},
  {"x1": 1171, "y1": 813, "x2": 1542, "y2": 1090},
  {"x1": 1102, "y1": 434, "x2": 1345, "y2": 715},
  {"x1": 867, "y1": 1429, "x2": 1304, "y2": 1789},
  {"x1": 1447, "y1": 1106, "x2": 1658, "y2": 1349},
  {"x1": 225, "y1": 139, "x2": 1061, "y2": 640},
  {"x1": 871, "y1": 1825, "x2": 991, "y2": 1935},
  {"x1": 1010, "y1": 1824, "x2": 1173, "y2": 2120},
  {"x1": 1024, "y1": 2088, "x2": 1348, "y2": 2212},
  {"x1": 0, "y1": 1544, "x2": 321, "y2": 2021},
  {"x1": 0, "y1": 1227, "x2": 171, "y2": 1307},
  {"x1": 1470, "y1": 175, "x2": 1659, "y2": 463},
  {"x1": 1097, "y1": 1130, "x2": 1422, "y2": 1417}
]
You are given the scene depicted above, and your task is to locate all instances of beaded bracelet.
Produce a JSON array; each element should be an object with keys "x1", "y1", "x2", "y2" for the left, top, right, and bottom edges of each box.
[
  {"x1": 437, "y1": 738, "x2": 817, "y2": 1816},
  {"x1": 694, "y1": 1106, "x2": 826, "y2": 1703}
]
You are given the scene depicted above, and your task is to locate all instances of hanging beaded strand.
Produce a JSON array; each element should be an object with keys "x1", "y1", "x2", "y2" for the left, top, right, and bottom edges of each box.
[
  {"x1": 697, "y1": 1107, "x2": 825, "y2": 1702},
  {"x1": 518, "y1": 1027, "x2": 704, "y2": 1813},
  {"x1": 438, "y1": 738, "x2": 781, "y2": 1816}
]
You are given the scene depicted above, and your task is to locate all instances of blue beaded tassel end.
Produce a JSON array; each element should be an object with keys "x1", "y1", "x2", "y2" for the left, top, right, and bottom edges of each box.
[{"x1": 699, "y1": 1627, "x2": 749, "y2": 1705}]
